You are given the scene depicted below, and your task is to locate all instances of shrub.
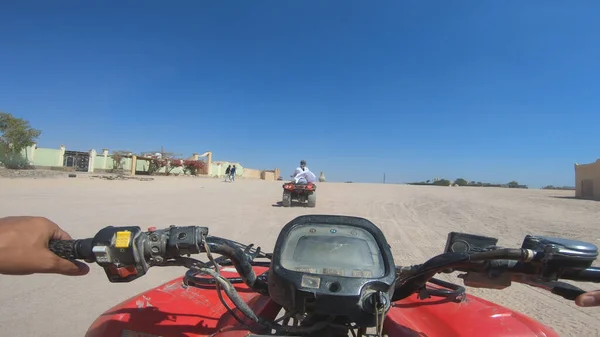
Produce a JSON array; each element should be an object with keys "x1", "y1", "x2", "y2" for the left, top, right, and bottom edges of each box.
[
  {"x1": 110, "y1": 151, "x2": 128, "y2": 173},
  {"x1": 454, "y1": 178, "x2": 468, "y2": 186},
  {"x1": 432, "y1": 179, "x2": 451, "y2": 186},
  {"x1": 183, "y1": 160, "x2": 206, "y2": 176},
  {"x1": 0, "y1": 150, "x2": 32, "y2": 169}
]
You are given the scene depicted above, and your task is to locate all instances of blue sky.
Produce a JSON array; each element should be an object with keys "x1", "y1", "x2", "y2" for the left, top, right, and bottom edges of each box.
[{"x1": 1, "y1": 1, "x2": 599, "y2": 186}]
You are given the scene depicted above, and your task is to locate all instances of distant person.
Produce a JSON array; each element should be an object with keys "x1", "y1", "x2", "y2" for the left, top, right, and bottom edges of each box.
[
  {"x1": 293, "y1": 169, "x2": 316, "y2": 184},
  {"x1": 230, "y1": 165, "x2": 237, "y2": 182},
  {"x1": 291, "y1": 160, "x2": 309, "y2": 179},
  {"x1": 224, "y1": 165, "x2": 231, "y2": 182},
  {"x1": 291, "y1": 160, "x2": 315, "y2": 184}
]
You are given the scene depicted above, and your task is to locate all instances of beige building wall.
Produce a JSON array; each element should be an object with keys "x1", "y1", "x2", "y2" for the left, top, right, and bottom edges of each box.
[
  {"x1": 574, "y1": 160, "x2": 600, "y2": 200},
  {"x1": 261, "y1": 171, "x2": 275, "y2": 181},
  {"x1": 243, "y1": 168, "x2": 263, "y2": 179}
]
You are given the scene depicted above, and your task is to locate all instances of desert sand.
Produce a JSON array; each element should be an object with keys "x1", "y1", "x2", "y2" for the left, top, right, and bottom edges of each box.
[{"x1": 0, "y1": 176, "x2": 598, "y2": 336}]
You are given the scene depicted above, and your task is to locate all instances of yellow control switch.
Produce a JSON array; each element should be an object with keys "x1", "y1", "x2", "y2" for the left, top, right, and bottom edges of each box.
[{"x1": 115, "y1": 231, "x2": 132, "y2": 248}]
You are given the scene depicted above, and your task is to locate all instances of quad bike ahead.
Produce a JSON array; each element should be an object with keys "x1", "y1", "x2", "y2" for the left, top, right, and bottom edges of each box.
[
  {"x1": 282, "y1": 181, "x2": 316, "y2": 207},
  {"x1": 49, "y1": 214, "x2": 600, "y2": 337}
]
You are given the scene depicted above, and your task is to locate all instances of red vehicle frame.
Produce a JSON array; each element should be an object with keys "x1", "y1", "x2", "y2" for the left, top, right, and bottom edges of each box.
[
  {"x1": 84, "y1": 265, "x2": 559, "y2": 337},
  {"x1": 282, "y1": 182, "x2": 316, "y2": 207}
]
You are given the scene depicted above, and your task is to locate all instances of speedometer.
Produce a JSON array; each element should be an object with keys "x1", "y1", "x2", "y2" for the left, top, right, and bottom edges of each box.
[
  {"x1": 268, "y1": 215, "x2": 396, "y2": 327},
  {"x1": 279, "y1": 224, "x2": 385, "y2": 278}
]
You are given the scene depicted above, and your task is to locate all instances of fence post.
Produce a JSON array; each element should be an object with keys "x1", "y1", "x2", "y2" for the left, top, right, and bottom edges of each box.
[
  {"x1": 274, "y1": 168, "x2": 280, "y2": 180},
  {"x1": 206, "y1": 152, "x2": 212, "y2": 176},
  {"x1": 88, "y1": 149, "x2": 96, "y2": 173},
  {"x1": 58, "y1": 145, "x2": 66, "y2": 167},
  {"x1": 102, "y1": 149, "x2": 109, "y2": 170},
  {"x1": 131, "y1": 155, "x2": 137, "y2": 176},
  {"x1": 24, "y1": 144, "x2": 37, "y2": 165}
]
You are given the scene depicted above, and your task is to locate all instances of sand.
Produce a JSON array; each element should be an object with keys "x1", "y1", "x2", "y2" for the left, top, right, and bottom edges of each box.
[{"x1": 0, "y1": 176, "x2": 598, "y2": 336}]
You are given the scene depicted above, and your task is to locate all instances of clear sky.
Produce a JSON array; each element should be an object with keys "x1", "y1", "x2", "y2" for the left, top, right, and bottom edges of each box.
[{"x1": 1, "y1": 1, "x2": 599, "y2": 186}]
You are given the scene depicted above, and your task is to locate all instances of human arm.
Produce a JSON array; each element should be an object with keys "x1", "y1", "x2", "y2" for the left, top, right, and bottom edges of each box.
[{"x1": 0, "y1": 216, "x2": 90, "y2": 276}]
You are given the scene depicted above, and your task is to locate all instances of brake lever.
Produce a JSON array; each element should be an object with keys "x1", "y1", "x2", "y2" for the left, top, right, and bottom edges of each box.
[
  {"x1": 154, "y1": 257, "x2": 206, "y2": 269},
  {"x1": 550, "y1": 283, "x2": 587, "y2": 301},
  {"x1": 513, "y1": 275, "x2": 586, "y2": 301},
  {"x1": 244, "y1": 244, "x2": 262, "y2": 259},
  {"x1": 208, "y1": 244, "x2": 264, "y2": 267}
]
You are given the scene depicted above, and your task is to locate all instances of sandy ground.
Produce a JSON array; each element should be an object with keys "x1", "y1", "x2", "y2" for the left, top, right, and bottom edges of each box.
[{"x1": 0, "y1": 176, "x2": 599, "y2": 336}]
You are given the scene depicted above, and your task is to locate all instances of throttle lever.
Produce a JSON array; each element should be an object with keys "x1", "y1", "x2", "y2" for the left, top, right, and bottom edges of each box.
[{"x1": 513, "y1": 275, "x2": 586, "y2": 301}]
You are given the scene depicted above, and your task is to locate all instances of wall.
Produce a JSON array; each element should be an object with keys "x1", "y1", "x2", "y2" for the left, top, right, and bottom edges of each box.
[
  {"x1": 18, "y1": 145, "x2": 276, "y2": 180},
  {"x1": 94, "y1": 154, "x2": 107, "y2": 170},
  {"x1": 33, "y1": 148, "x2": 62, "y2": 167},
  {"x1": 261, "y1": 171, "x2": 275, "y2": 181},
  {"x1": 211, "y1": 161, "x2": 279, "y2": 181},
  {"x1": 212, "y1": 161, "x2": 245, "y2": 178},
  {"x1": 243, "y1": 168, "x2": 262, "y2": 179},
  {"x1": 574, "y1": 160, "x2": 600, "y2": 200}
]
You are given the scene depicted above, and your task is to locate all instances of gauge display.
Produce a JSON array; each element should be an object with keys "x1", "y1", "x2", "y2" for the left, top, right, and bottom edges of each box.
[{"x1": 279, "y1": 223, "x2": 385, "y2": 278}]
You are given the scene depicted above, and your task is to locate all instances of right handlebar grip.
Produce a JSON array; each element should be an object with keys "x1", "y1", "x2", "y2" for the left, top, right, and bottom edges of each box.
[{"x1": 48, "y1": 239, "x2": 93, "y2": 260}]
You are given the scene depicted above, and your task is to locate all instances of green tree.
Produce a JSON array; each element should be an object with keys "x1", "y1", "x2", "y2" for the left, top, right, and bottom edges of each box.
[
  {"x1": 433, "y1": 179, "x2": 451, "y2": 186},
  {"x1": 507, "y1": 181, "x2": 519, "y2": 188},
  {"x1": 454, "y1": 178, "x2": 468, "y2": 186},
  {"x1": 0, "y1": 113, "x2": 42, "y2": 169}
]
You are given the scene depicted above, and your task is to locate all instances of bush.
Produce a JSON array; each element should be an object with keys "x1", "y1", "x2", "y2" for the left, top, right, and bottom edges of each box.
[
  {"x1": 432, "y1": 179, "x2": 451, "y2": 186},
  {"x1": 0, "y1": 150, "x2": 32, "y2": 169},
  {"x1": 183, "y1": 160, "x2": 206, "y2": 176},
  {"x1": 148, "y1": 158, "x2": 165, "y2": 175},
  {"x1": 147, "y1": 158, "x2": 205, "y2": 176},
  {"x1": 110, "y1": 151, "x2": 127, "y2": 173},
  {"x1": 454, "y1": 178, "x2": 468, "y2": 186}
]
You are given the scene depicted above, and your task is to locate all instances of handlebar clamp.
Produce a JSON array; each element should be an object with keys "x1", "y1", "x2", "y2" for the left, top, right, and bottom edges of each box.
[
  {"x1": 85, "y1": 225, "x2": 209, "y2": 283},
  {"x1": 90, "y1": 226, "x2": 147, "y2": 282}
]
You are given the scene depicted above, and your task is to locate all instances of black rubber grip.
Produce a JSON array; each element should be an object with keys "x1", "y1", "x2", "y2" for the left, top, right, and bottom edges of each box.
[
  {"x1": 48, "y1": 239, "x2": 93, "y2": 260},
  {"x1": 551, "y1": 285, "x2": 586, "y2": 301},
  {"x1": 48, "y1": 240, "x2": 79, "y2": 260}
]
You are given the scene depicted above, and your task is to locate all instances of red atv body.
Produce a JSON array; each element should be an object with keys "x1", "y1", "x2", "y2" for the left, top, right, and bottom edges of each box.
[
  {"x1": 282, "y1": 182, "x2": 316, "y2": 207},
  {"x1": 85, "y1": 265, "x2": 558, "y2": 337},
  {"x1": 48, "y1": 215, "x2": 594, "y2": 337}
]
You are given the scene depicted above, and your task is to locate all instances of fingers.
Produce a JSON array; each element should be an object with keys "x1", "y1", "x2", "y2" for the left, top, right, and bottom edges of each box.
[
  {"x1": 576, "y1": 291, "x2": 600, "y2": 307},
  {"x1": 44, "y1": 252, "x2": 90, "y2": 276},
  {"x1": 51, "y1": 226, "x2": 74, "y2": 241}
]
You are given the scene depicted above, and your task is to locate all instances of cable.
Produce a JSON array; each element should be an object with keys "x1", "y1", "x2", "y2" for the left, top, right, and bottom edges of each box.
[{"x1": 200, "y1": 234, "x2": 266, "y2": 332}]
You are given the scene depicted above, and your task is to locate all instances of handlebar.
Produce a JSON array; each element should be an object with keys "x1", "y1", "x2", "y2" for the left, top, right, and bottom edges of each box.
[
  {"x1": 48, "y1": 225, "x2": 269, "y2": 293},
  {"x1": 393, "y1": 248, "x2": 600, "y2": 302},
  {"x1": 48, "y1": 225, "x2": 600, "y2": 303}
]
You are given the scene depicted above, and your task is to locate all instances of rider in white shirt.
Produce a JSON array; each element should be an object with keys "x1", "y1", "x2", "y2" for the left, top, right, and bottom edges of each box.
[
  {"x1": 291, "y1": 160, "x2": 316, "y2": 184},
  {"x1": 292, "y1": 160, "x2": 308, "y2": 177}
]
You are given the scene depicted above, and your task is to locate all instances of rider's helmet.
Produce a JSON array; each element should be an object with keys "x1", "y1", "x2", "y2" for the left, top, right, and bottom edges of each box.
[{"x1": 300, "y1": 160, "x2": 306, "y2": 167}]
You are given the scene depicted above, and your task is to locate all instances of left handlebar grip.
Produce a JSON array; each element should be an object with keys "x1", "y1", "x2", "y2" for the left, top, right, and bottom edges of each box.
[{"x1": 49, "y1": 239, "x2": 93, "y2": 260}]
